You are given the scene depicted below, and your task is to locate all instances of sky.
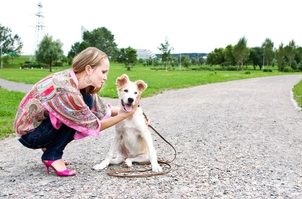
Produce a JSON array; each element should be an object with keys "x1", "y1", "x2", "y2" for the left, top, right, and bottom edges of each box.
[{"x1": 0, "y1": 0, "x2": 301, "y2": 55}]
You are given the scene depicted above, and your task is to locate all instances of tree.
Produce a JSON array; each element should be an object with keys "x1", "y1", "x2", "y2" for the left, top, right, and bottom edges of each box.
[
  {"x1": 35, "y1": 35, "x2": 64, "y2": 72},
  {"x1": 206, "y1": 48, "x2": 224, "y2": 66},
  {"x1": 83, "y1": 27, "x2": 118, "y2": 59},
  {"x1": 158, "y1": 39, "x2": 173, "y2": 70},
  {"x1": 117, "y1": 47, "x2": 137, "y2": 71},
  {"x1": 67, "y1": 41, "x2": 89, "y2": 59},
  {"x1": 181, "y1": 55, "x2": 191, "y2": 68},
  {"x1": 0, "y1": 24, "x2": 23, "y2": 68},
  {"x1": 68, "y1": 27, "x2": 119, "y2": 60},
  {"x1": 233, "y1": 37, "x2": 250, "y2": 70},
  {"x1": 262, "y1": 38, "x2": 274, "y2": 66},
  {"x1": 284, "y1": 40, "x2": 296, "y2": 69},
  {"x1": 223, "y1": 45, "x2": 235, "y2": 66},
  {"x1": 249, "y1": 47, "x2": 263, "y2": 70},
  {"x1": 275, "y1": 43, "x2": 286, "y2": 71}
]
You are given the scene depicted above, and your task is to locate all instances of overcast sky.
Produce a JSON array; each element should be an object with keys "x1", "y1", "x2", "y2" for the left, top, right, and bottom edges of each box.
[{"x1": 0, "y1": 0, "x2": 301, "y2": 55}]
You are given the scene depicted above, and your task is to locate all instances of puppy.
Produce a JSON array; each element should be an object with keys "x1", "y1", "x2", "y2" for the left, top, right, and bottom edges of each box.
[{"x1": 93, "y1": 74, "x2": 162, "y2": 172}]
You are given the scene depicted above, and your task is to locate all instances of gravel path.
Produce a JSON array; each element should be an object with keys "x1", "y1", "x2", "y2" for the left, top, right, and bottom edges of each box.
[{"x1": 1, "y1": 75, "x2": 302, "y2": 199}]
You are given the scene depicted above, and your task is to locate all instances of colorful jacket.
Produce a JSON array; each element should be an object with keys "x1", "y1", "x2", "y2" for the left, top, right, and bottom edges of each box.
[{"x1": 14, "y1": 69, "x2": 111, "y2": 140}]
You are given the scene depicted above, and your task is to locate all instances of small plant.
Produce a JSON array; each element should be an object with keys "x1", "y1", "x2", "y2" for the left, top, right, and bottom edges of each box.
[
  {"x1": 263, "y1": 69, "x2": 272, "y2": 72},
  {"x1": 283, "y1": 67, "x2": 293, "y2": 72}
]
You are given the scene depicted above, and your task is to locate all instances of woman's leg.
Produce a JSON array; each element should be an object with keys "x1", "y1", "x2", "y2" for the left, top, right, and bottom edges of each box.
[
  {"x1": 18, "y1": 117, "x2": 59, "y2": 149},
  {"x1": 41, "y1": 92, "x2": 94, "y2": 160},
  {"x1": 19, "y1": 92, "x2": 93, "y2": 161},
  {"x1": 41, "y1": 124, "x2": 75, "y2": 160}
]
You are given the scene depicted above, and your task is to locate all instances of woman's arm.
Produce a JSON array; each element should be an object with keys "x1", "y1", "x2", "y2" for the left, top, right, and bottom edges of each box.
[
  {"x1": 110, "y1": 106, "x2": 120, "y2": 117},
  {"x1": 100, "y1": 98, "x2": 140, "y2": 131},
  {"x1": 100, "y1": 111, "x2": 132, "y2": 131}
]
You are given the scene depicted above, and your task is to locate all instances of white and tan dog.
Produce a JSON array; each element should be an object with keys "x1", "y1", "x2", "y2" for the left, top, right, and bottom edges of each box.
[{"x1": 93, "y1": 74, "x2": 162, "y2": 172}]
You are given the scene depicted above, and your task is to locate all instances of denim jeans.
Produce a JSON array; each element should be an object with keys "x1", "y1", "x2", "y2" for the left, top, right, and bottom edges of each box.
[{"x1": 18, "y1": 92, "x2": 93, "y2": 161}]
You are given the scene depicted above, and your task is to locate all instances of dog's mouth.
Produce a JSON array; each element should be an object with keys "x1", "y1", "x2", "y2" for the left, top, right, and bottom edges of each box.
[{"x1": 121, "y1": 100, "x2": 133, "y2": 112}]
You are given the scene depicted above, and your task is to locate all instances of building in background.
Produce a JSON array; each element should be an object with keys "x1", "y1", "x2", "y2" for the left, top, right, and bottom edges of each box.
[{"x1": 136, "y1": 49, "x2": 156, "y2": 60}]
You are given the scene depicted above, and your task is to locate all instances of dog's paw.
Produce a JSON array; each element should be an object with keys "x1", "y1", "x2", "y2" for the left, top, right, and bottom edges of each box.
[
  {"x1": 92, "y1": 160, "x2": 109, "y2": 171},
  {"x1": 125, "y1": 159, "x2": 133, "y2": 167},
  {"x1": 152, "y1": 163, "x2": 162, "y2": 173}
]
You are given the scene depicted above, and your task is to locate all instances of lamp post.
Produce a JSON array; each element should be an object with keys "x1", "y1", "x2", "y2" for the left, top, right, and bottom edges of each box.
[
  {"x1": 0, "y1": 41, "x2": 3, "y2": 69},
  {"x1": 179, "y1": 53, "x2": 182, "y2": 70}
]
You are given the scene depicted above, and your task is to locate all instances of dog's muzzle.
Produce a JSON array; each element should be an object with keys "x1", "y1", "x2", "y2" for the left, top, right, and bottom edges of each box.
[{"x1": 121, "y1": 99, "x2": 133, "y2": 112}]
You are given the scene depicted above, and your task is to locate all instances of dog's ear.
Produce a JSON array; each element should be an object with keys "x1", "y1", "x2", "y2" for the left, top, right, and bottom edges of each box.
[
  {"x1": 116, "y1": 74, "x2": 129, "y2": 89},
  {"x1": 135, "y1": 80, "x2": 148, "y2": 92}
]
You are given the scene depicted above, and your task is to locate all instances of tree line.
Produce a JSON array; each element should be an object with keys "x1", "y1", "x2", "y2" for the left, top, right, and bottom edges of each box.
[
  {"x1": 206, "y1": 37, "x2": 302, "y2": 72},
  {"x1": 1, "y1": 23, "x2": 302, "y2": 72}
]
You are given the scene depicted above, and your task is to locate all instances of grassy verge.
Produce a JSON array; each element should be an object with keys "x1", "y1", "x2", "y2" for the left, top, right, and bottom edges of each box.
[
  {"x1": 0, "y1": 88, "x2": 25, "y2": 139},
  {"x1": 293, "y1": 80, "x2": 302, "y2": 108},
  {"x1": 0, "y1": 64, "x2": 293, "y2": 98}
]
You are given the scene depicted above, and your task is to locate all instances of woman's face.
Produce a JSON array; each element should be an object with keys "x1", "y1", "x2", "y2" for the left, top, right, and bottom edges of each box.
[{"x1": 89, "y1": 58, "x2": 110, "y2": 89}]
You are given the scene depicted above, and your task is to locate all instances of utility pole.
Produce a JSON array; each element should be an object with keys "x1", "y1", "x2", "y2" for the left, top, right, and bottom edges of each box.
[
  {"x1": 35, "y1": 1, "x2": 45, "y2": 51},
  {"x1": 179, "y1": 53, "x2": 182, "y2": 69},
  {"x1": 0, "y1": 41, "x2": 3, "y2": 69}
]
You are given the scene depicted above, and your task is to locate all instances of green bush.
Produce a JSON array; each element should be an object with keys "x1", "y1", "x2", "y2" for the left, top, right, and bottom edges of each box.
[
  {"x1": 263, "y1": 69, "x2": 273, "y2": 72},
  {"x1": 283, "y1": 67, "x2": 293, "y2": 72},
  {"x1": 21, "y1": 61, "x2": 48, "y2": 69}
]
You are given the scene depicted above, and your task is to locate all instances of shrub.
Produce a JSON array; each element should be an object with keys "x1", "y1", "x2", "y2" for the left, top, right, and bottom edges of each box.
[
  {"x1": 283, "y1": 67, "x2": 293, "y2": 72},
  {"x1": 21, "y1": 61, "x2": 48, "y2": 69},
  {"x1": 263, "y1": 69, "x2": 272, "y2": 72}
]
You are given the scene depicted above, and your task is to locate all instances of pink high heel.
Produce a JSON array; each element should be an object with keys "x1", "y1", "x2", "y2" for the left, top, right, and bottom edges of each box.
[{"x1": 42, "y1": 160, "x2": 76, "y2": 177}]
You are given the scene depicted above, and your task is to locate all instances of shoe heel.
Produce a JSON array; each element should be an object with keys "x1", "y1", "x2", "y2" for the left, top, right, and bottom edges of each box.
[
  {"x1": 45, "y1": 166, "x2": 50, "y2": 174},
  {"x1": 42, "y1": 160, "x2": 52, "y2": 174},
  {"x1": 42, "y1": 160, "x2": 76, "y2": 177}
]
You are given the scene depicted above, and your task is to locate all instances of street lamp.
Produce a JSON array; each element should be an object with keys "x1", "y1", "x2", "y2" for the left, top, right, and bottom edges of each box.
[{"x1": 0, "y1": 41, "x2": 3, "y2": 69}]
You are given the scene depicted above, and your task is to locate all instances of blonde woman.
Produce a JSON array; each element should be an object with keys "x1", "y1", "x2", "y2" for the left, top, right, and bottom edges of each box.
[{"x1": 14, "y1": 47, "x2": 138, "y2": 177}]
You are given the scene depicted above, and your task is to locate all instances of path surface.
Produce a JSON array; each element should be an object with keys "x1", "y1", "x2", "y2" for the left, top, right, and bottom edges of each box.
[
  {"x1": 0, "y1": 78, "x2": 32, "y2": 93},
  {"x1": 0, "y1": 75, "x2": 302, "y2": 198}
]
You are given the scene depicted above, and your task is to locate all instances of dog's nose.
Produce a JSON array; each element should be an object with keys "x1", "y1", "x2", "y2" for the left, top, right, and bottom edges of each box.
[{"x1": 128, "y1": 98, "x2": 134, "y2": 104}]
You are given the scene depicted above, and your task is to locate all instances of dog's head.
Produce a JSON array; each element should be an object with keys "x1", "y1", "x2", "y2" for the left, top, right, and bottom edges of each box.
[{"x1": 116, "y1": 74, "x2": 147, "y2": 112}]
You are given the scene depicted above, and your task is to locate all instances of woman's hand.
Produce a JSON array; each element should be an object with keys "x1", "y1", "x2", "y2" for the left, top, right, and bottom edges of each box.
[{"x1": 120, "y1": 96, "x2": 141, "y2": 118}]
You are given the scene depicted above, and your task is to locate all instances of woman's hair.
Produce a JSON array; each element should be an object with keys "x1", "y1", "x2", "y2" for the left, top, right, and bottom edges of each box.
[{"x1": 72, "y1": 47, "x2": 108, "y2": 94}]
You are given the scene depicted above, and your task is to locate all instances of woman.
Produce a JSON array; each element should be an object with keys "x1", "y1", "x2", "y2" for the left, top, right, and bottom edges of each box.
[{"x1": 14, "y1": 47, "x2": 138, "y2": 177}]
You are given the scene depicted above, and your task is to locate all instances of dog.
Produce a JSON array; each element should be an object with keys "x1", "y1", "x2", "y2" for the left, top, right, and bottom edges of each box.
[{"x1": 93, "y1": 74, "x2": 162, "y2": 172}]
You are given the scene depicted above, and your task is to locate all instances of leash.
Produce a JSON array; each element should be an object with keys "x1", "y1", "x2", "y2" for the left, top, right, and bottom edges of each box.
[{"x1": 106, "y1": 112, "x2": 177, "y2": 178}]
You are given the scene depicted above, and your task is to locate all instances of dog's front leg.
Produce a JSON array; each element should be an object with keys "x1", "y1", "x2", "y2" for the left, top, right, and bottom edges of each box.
[
  {"x1": 142, "y1": 130, "x2": 162, "y2": 172},
  {"x1": 93, "y1": 135, "x2": 119, "y2": 171}
]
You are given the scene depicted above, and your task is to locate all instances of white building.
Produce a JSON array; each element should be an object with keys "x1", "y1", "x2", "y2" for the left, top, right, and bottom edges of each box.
[{"x1": 136, "y1": 49, "x2": 156, "y2": 60}]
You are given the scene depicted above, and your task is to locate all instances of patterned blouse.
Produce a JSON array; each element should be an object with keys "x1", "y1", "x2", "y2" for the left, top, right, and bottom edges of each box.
[{"x1": 14, "y1": 69, "x2": 111, "y2": 140}]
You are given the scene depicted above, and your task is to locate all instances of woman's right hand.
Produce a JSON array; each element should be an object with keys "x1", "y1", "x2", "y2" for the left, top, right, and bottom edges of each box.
[{"x1": 121, "y1": 96, "x2": 140, "y2": 118}]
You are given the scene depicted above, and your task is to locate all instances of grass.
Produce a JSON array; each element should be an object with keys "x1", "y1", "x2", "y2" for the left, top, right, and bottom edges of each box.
[
  {"x1": 0, "y1": 88, "x2": 25, "y2": 139},
  {"x1": 0, "y1": 64, "x2": 301, "y2": 139},
  {"x1": 0, "y1": 64, "x2": 293, "y2": 98},
  {"x1": 293, "y1": 80, "x2": 302, "y2": 108},
  {"x1": 2, "y1": 55, "x2": 34, "y2": 68}
]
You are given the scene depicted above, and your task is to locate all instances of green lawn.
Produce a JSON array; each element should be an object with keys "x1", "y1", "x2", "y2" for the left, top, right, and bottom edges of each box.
[
  {"x1": 0, "y1": 88, "x2": 25, "y2": 139},
  {"x1": 0, "y1": 64, "x2": 301, "y2": 139},
  {"x1": 293, "y1": 80, "x2": 302, "y2": 107},
  {"x1": 0, "y1": 64, "x2": 294, "y2": 98}
]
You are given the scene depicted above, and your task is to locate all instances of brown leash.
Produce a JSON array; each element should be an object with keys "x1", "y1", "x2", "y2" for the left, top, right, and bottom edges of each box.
[{"x1": 106, "y1": 112, "x2": 177, "y2": 178}]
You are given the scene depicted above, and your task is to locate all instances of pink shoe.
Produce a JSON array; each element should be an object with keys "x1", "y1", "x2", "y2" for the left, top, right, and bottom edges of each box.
[{"x1": 42, "y1": 160, "x2": 76, "y2": 177}]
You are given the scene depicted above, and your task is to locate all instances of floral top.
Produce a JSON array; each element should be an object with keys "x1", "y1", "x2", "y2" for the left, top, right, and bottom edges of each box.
[{"x1": 14, "y1": 69, "x2": 111, "y2": 140}]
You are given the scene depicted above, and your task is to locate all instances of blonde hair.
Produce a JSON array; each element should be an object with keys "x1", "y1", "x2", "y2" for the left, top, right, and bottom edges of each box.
[{"x1": 72, "y1": 47, "x2": 108, "y2": 94}]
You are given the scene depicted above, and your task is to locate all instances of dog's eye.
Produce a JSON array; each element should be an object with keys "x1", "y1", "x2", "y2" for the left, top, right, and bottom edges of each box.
[
  {"x1": 134, "y1": 92, "x2": 137, "y2": 94},
  {"x1": 124, "y1": 89, "x2": 128, "y2": 93}
]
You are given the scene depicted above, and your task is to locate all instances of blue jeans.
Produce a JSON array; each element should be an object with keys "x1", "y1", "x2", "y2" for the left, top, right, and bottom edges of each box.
[{"x1": 18, "y1": 92, "x2": 93, "y2": 161}]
